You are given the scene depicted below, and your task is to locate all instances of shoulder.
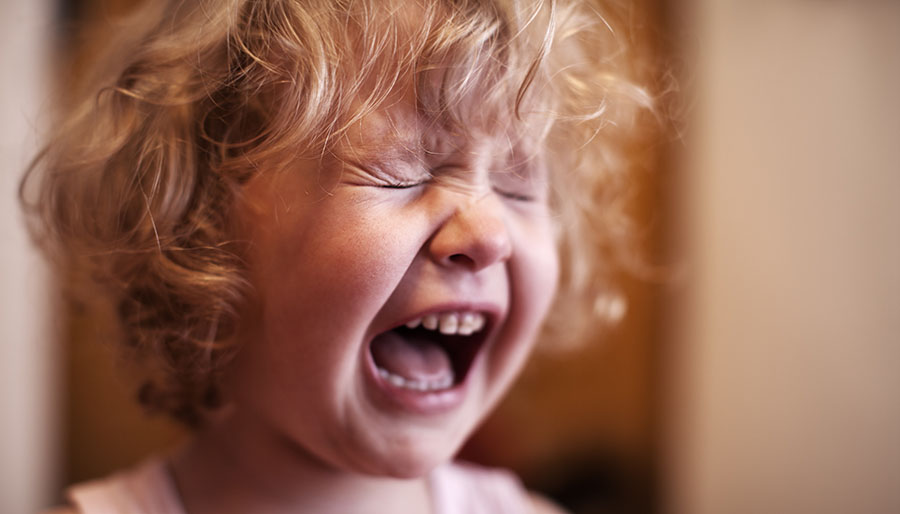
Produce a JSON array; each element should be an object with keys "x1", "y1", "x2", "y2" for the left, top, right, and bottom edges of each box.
[
  {"x1": 41, "y1": 508, "x2": 78, "y2": 514},
  {"x1": 62, "y1": 457, "x2": 186, "y2": 514},
  {"x1": 528, "y1": 491, "x2": 569, "y2": 514},
  {"x1": 431, "y1": 460, "x2": 569, "y2": 514}
]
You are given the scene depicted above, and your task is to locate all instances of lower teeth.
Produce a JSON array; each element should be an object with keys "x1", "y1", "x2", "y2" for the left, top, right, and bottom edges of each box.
[{"x1": 377, "y1": 367, "x2": 454, "y2": 391}]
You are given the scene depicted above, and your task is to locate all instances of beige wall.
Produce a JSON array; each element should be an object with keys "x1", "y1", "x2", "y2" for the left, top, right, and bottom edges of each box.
[
  {"x1": 669, "y1": 1, "x2": 900, "y2": 513},
  {"x1": 0, "y1": 1, "x2": 59, "y2": 513}
]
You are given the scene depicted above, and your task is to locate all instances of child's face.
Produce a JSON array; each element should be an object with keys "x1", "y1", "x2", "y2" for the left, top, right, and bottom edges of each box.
[{"x1": 228, "y1": 99, "x2": 559, "y2": 478}]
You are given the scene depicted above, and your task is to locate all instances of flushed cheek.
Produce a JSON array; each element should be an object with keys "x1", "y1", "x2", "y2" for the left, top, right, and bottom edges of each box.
[
  {"x1": 483, "y1": 225, "x2": 559, "y2": 399},
  {"x1": 233, "y1": 201, "x2": 419, "y2": 405},
  {"x1": 258, "y1": 230, "x2": 410, "y2": 375},
  {"x1": 510, "y1": 214, "x2": 560, "y2": 320},
  {"x1": 262, "y1": 201, "x2": 417, "y2": 315},
  {"x1": 528, "y1": 228, "x2": 561, "y2": 340}
]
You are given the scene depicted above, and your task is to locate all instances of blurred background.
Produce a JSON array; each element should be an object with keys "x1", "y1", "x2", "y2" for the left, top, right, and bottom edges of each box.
[{"x1": 2, "y1": 0, "x2": 898, "y2": 513}]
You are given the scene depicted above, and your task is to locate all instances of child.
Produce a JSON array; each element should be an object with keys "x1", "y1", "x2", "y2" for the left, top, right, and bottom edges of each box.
[{"x1": 25, "y1": 0, "x2": 655, "y2": 512}]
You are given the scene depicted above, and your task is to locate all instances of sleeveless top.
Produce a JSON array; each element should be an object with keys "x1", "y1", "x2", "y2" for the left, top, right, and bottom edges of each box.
[{"x1": 66, "y1": 458, "x2": 533, "y2": 514}]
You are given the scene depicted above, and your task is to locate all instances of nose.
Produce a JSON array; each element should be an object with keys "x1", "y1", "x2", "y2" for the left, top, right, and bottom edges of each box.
[{"x1": 428, "y1": 193, "x2": 513, "y2": 272}]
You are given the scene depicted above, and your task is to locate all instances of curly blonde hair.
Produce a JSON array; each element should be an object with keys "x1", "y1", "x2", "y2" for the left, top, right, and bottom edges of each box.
[{"x1": 22, "y1": 0, "x2": 658, "y2": 425}]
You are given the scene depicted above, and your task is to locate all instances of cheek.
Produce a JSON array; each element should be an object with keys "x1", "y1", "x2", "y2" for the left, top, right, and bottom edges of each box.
[
  {"x1": 226, "y1": 208, "x2": 423, "y2": 417},
  {"x1": 513, "y1": 221, "x2": 560, "y2": 344},
  {"x1": 487, "y1": 221, "x2": 559, "y2": 375},
  {"x1": 251, "y1": 203, "x2": 425, "y2": 355},
  {"x1": 516, "y1": 217, "x2": 561, "y2": 316},
  {"x1": 277, "y1": 211, "x2": 414, "y2": 298}
]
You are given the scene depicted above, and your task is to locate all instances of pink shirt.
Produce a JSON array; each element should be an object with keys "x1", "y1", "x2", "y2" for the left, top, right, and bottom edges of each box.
[{"x1": 66, "y1": 458, "x2": 533, "y2": 513}]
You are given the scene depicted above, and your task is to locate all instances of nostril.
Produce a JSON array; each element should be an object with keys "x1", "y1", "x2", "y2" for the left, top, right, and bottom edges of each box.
[{"x1": 448, "y1": 253, "x2": 476, "y2": 268}]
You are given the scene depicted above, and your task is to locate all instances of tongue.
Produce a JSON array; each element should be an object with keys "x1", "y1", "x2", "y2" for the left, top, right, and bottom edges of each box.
[{"x1": 370, "y1": 330, "x2": 454, "y2": 384}]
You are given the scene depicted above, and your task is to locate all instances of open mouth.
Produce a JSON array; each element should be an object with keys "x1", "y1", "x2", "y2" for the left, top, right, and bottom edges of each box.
[{"x1": 369, "y1": 311, "x2": 490, "y2": 393}]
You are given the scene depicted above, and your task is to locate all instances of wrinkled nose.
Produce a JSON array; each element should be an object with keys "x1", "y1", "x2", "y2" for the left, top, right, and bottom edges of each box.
[{"x1": 428, "y1": 193, "x2": 513, "y2": 272}]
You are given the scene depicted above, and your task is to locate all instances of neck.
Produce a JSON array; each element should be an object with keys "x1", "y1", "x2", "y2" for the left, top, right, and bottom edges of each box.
[{"x1": 169, "y1": 411, "x2": 433, "y2": 514}]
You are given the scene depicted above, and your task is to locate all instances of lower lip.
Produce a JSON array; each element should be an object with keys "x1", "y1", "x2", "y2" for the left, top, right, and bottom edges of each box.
[{"x1": 363, "y1": 347, "x2": 468, "y2": 416}]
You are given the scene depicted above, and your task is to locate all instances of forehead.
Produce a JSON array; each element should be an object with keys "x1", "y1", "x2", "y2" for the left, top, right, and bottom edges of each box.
[{"x1": 333, "y1": 88, "x2": 547, "y2": 169}]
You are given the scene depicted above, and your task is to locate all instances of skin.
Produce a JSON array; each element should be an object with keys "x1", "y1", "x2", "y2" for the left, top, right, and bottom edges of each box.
[{"x1": 169, "y1": 99, "x2": 562, "y2": 513}]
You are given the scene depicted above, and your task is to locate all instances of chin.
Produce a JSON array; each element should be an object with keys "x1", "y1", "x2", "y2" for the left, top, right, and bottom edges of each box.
[
  {"x1": 352, "y1": 435, "x2": 462, "y2": 479},
  {"x1": 377, "y1": 453, "x2": 452, "y2": 480}
]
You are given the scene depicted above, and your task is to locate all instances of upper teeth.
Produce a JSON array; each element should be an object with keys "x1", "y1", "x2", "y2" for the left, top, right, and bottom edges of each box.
[{"x1": 404, "y1": 311, "x2": 486, "y2": 336}]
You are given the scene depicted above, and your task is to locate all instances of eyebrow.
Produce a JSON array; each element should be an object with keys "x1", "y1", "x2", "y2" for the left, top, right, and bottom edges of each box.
[
  {"x1": 377, "y1": 138, "x2": 425, "y2": 165},
  {"x1": 332, "y1": 130, "x2": 422, "y2": 172}
]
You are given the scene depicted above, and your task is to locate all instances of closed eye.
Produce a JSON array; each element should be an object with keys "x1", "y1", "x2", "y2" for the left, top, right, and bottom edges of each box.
[
  {"x1": 493, "y1": 186, "x2": 536, "y2": 203},
  {"x1": 378, "y1": 179, "x2": 429, "y2": 189}
]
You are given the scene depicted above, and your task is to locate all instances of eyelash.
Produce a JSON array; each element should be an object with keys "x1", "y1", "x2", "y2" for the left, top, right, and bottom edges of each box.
[
  {"x1": 493, "y1": 188, "x2": 535, "y2": 202},
  {"x1": 376, "y1": 180, "x2": 536, "y2": 203},
  {"x1": 378, "y1": 180, "x2": 428, "y2": 189}
]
